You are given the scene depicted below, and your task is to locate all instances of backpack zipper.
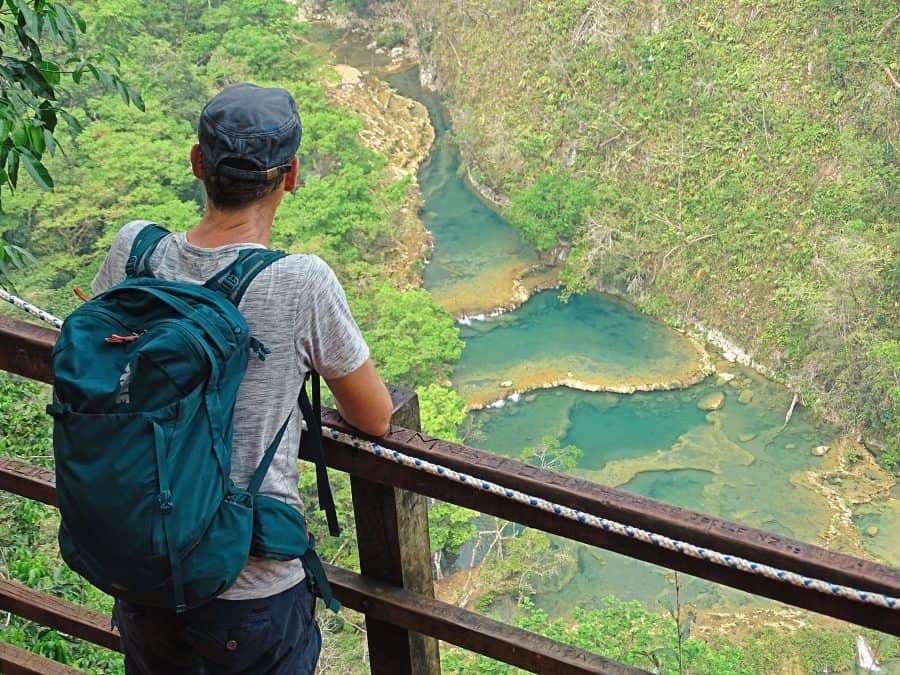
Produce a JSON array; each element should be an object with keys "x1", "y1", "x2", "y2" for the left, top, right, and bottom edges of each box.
[
  {"x1": 76, "y1": 306, "x2": 137, "y2": 333},
  {"x1": 154, "y1": 320, "x2": 210, "y2": 367}
]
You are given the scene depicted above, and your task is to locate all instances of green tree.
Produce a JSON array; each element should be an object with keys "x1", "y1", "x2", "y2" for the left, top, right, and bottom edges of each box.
[
  {"x1": 417, "y1": 383, "x2": 466, "y2": 442},
  {"x1": 519, "y1": 436, "x2": 582, "y2": 472},
  {"x1": 507, "y1": 172, "x2": 596, "y2": 252},
  {"x1": 356, "y1": 285, "x2": 463, "y2": 388}
]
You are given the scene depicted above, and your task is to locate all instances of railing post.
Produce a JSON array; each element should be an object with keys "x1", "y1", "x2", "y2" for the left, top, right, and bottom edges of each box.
[{"x1": 350, "y1": 384, "x2": 441, "y2": 675}]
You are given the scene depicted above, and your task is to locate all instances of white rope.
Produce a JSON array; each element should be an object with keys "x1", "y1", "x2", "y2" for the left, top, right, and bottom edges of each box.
[
  {"x1": 0, "y1": 289, "x2": 63, "y2": 329},
  {"x1": 325, "y1": 428, "x2": 900, "y2": 612},
  {"x1": 2, "y1": 291, "x2": 897, "y2": 612}
]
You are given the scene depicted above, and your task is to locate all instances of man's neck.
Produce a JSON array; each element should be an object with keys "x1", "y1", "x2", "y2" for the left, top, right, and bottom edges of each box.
[{"x1": 187, "y1": 199, "x2": 279, "y2": 248}]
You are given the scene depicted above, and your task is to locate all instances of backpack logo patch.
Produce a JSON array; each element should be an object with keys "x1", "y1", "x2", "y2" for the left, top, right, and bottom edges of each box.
[{"x1": 116, "y1": 363, "x2": 132, "y2": 405}]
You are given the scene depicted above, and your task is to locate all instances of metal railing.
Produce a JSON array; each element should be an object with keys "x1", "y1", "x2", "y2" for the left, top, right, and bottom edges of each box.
[{"x1": 0, "y1": 314, "x2": 898, "y2": 674}]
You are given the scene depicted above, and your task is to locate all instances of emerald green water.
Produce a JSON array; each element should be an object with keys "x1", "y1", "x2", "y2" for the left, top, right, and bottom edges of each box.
[
  {"x1": 453, "y1": 290, "x2": 703, "y2": 406},
  {"x1": 379, "y1": 65, "x2": 897, "y2": 617}
]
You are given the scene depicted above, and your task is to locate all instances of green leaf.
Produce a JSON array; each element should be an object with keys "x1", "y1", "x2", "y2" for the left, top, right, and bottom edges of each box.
[
  {"x1": 13, "y1": 25, "x2": 41, "y2": 61},
  {"x1": 26, "y1": 121, "x2": 45, "y2": 155},
  {"x1": 7, "y1": 148, "x2": 19, "y2": 188},
  {"x1": 71, "y1": 59, "x2": 85, "y2": 83},
  {"x1": 37, "y1": 101, "x2": 56, "y2": 132},
  {"x1": 0, "y1": 139, "x2": 11, "y2": 170},
  {"x1": 4, "y1": 244, "x2": 22, "y2": 268},
  {"x1": 59, "y1": 110, "x2": 82, "y2": 134},
  {"x1": 66, "y1": 5, "x2": 86, "y2": 33},
  {"x1": 38, "y1": 60, "x2": 60, "y2": 85},
  {"x1": 18, "y1": 3, "x2": 38, "y2": 38},
  {"x1": 114, "y1": 77, "x2": 129, "y2": 105},
  {"x1": 49, "y1": 6, "x2": 75, "y2": 47},
  {"x1": 85, "y1": 62, "x2": 102, "y2": 85},
  {"x1": 103, "y1": 51, "x2": 121, "y2": 70},
  {"x1": 129, "y1": 86, "x2": 145, "y2": 112},
  {"x1": 42, "y1": 127, "x2": 55, "y2": 156},
  {"x1": 20, "y1": 60, "x2": 55, "y2": 99},
  {"x1": 19, "y1": 149, "x2": 53, "y2": 190},
  {"x1": 10, "y1": 119, "x2": 28, "y2": 147}
]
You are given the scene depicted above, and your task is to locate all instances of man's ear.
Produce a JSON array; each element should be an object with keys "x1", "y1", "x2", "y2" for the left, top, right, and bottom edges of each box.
[
  {"x1": 283, "y1": 157, "x2": 300, "y2": 193},
  {"x1": 190, "y1": 145, "x2": 204, "y2": 179}
]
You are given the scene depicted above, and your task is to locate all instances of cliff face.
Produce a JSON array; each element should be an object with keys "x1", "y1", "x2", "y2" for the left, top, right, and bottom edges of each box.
[{"x1": 402, "y1": 0, "x2": 899, "y2": 460}]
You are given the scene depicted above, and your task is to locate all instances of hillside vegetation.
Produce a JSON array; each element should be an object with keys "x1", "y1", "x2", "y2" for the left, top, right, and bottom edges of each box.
[{"x1": 403, "y1": 0, "x2": 899, "y2": 465}]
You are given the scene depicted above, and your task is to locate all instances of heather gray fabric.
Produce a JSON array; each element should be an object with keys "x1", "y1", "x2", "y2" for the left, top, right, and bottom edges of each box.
[{"x1": 92, "y1": 220, "x2": 369, "y2": 600}]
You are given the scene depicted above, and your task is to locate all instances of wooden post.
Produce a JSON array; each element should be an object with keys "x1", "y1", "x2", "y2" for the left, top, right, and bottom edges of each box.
[{"x1": 350, "y1": 384, "x2": 441, "y2": 675}]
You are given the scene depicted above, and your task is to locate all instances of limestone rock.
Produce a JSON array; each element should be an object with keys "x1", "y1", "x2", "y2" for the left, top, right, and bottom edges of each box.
[
  {"x1": 865, "y1": 526, "x2": 879, "y2": 537},
  {"x1": 811, "y1": 445, "x2": 830, "y2": 456},
  {"x1": 500, "y1": 380, "x2": 513, "y2": 388},
  {"x1": 717, "y1": 372, "x2": 736, "y2": 384},
  {"x1": 737, "y1": 389, "x2": 755, "y2": 405},
  {"x1": 698, "y1": 391, "x2": 726, "y2": 411},
  {"x1": 706, "y1": 411, "x2": 723, "y2": 425},
  {"x1": 785, "y1": 443, "x2": 796, "y2": 450}
]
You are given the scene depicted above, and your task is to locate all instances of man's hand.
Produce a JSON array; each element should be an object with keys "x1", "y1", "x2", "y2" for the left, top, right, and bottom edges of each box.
[{"x1": 325, "y1": 359, "x2": 392, "y2": 437}]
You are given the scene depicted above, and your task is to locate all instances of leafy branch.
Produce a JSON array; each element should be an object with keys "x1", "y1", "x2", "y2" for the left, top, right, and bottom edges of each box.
[{"x1": 0, "y1": 0, "x2": 143, "y2": 205}]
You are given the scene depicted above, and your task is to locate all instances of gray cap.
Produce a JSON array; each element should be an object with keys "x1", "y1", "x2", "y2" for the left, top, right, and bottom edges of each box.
[{"x1": 198, "y1": 83, "x2": 302, "y2": 183}]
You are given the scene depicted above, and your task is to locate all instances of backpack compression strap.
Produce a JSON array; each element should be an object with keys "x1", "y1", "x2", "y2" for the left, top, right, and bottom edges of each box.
[
  {"x1": 247, "y1": 374, "x2": 342, "y2": 611},
  {"x1": 125, "y1": 223, "x2": 170, "y2": 278},
  {"x1": 298, "y1": 372, "x2": 341, "y2": 537}
]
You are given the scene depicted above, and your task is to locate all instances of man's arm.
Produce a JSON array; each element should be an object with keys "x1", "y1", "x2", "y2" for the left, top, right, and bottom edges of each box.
[{"x1": 325, "y1": 358, "x2": 393, "y2": 437}]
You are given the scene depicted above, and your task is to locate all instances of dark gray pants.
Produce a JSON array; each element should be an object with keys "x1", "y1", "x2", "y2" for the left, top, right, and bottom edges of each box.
[{"x1": 113, "y1": 580, "x2": 321, "y2": 674}]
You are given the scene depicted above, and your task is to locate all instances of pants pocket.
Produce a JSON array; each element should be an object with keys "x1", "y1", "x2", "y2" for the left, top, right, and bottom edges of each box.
[{"x1": 183, "y1": 612, "x2": 276, "y2": 673}]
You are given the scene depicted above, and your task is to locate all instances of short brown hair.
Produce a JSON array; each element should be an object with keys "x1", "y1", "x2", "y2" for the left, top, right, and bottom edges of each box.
[{"x1": 202, "y1": 159, "x2": 283, "y2": 210}]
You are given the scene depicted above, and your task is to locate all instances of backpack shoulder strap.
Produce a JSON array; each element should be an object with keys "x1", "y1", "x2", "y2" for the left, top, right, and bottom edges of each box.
[
  {"x1": 204, "y1": 248, "x2": 288, "y2": 306},
  {"x1": 298, "y1": 372, "x2": 341, "y2": 537},
  {"x1": 126, "y1": 223, "x2": 170, "y2": 278},
  {"x1": 247, "y1": 371, "x2": 340, "y2": 537}
]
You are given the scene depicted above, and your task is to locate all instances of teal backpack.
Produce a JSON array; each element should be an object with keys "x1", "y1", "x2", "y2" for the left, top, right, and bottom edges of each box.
[{"x1": 48, "y1": 223, "x2": 340, "y2": 613}]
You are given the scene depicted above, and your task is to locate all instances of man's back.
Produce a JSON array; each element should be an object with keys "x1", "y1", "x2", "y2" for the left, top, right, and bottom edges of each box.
[
  {"x1": 94, "y1": 81, "x2": 392, "y2": 675},
  {"x1": 92, "y1": 219, "x2": 370, "y2": 599}
]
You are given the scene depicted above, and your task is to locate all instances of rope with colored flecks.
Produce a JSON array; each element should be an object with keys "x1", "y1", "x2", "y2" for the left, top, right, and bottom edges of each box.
[
  {"x1": 324, "y1": 427, "x2": 899, "y2": 612},
  {"x1": 1, "y1": 288, "x2": 63, "y2": 329}
]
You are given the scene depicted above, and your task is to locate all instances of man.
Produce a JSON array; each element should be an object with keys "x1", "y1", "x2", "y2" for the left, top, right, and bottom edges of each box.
[{"x1": 92, "y1": 83, "x2": 393, "y2": 674}]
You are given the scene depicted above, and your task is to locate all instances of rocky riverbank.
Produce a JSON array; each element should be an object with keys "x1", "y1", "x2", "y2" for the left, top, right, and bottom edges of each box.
[
  {"x1": 326, "y1": 64, "x2": 434, "y2": 289},
  {"x1": 462, "y1": 341, "x2": 714, "y2": 412}
]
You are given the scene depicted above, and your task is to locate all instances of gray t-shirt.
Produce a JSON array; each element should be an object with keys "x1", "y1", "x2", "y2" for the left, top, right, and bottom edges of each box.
[{"x1": 92, "y1": 220, "x2": 369, "y2": 600}]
